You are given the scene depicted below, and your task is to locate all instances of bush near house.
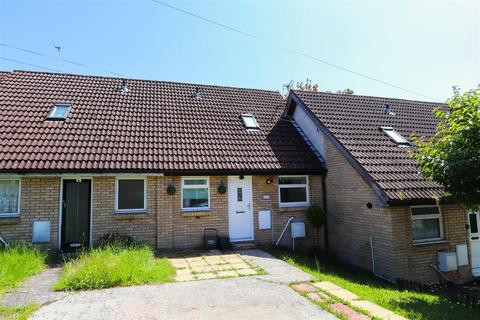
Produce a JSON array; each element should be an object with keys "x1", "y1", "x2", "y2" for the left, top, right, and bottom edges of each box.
[
  {"x1": 268, "y1": 248, "x2": 478, "y2": 320},
  {"x1": 0, "y1": 243, "x2": 46, "y2": 295},
  {"x1": 55, "y1": 237, "x2": 175, "y2": 291}
]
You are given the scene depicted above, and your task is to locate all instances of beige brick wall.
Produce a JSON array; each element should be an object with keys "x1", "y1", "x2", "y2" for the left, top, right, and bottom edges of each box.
[
  {"x1": 323, "y1": 137, "x2": 471, "y2": 282},
  {"x1": 252, "y1": 175, "x2": 321, "y2": 251},
  {"x1": 1, "y1": 175, "x2": 322, "y2": 252},
  {"x1": 0, "y1": 177, "x2": 60, "y2": 247},
  {"x1": 392, "y1": 204, "x2": 470, "y2": 282},
  {"x1": 91, "y1": 176, "x2": 157, "y2": 246},
  {"x1": 324, "y1": 138, "x2": 396, "y2": 279}
]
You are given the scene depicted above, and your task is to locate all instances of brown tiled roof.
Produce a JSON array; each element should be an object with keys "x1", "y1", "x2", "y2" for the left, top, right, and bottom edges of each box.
[
  {"x1": 292, "y1": 90, "x2": 444, "y2": 202},
  {"x1": 0, "y1": 71, "x2": 324, "y2": 174}
]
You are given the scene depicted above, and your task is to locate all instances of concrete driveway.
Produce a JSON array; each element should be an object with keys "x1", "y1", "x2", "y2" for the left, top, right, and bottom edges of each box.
[{"x1": 30, "y1": 250, "x2": 337, "y2": 320}]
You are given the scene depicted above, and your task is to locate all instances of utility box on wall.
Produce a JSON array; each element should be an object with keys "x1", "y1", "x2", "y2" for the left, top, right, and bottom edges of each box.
[
  {"x1": 32, "y1": 221, "x2": 50, "y2": 243},
  {"x1": 291, "y1": 221, "x2": 305, "y2": 238},
  {"x1": 438, "y1": 251, "x2": 458, "y2": 272},
  {"x1": 258, "y1": 210, "x2": 271, "y2": 230}
]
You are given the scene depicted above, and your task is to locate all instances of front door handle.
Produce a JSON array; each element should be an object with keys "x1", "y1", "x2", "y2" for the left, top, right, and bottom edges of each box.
[{"x1": 236, "y1": 211, "x2": 245, "y2": 214}]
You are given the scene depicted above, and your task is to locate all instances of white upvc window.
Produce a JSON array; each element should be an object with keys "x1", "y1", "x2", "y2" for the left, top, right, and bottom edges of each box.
[
  {"x1": 411, "y1": 205, "x2": 444, "y2": 243},
  {"x1": 115, "y1": 176, "x2": 147, "y2": 212},
  {"x1": 0, "y1": 178, "x2": 21, "y2": 217},
  {"x1": 181, "y1": 177, "x2": 210, "y2": 211},
  {"x1": 278, "y1": 175, "x2": 310, "y2": 207}
]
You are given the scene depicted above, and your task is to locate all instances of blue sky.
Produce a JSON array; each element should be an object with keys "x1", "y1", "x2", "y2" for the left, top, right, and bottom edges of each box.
[{"x1": 0, "y1": 0, "x2": 479, "y2": 101}]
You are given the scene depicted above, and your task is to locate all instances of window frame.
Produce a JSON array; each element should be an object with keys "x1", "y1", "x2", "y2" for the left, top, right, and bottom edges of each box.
[
  {"x1": 114, "y1": 176, "x2": 147, "y2": 213},
  {"x1": 181, "y1": 177, "x2": 210, "y2": 211},
  {"x1": 410, "y1": 205, "x2": 444, "y2": 243},
  {"x1": 241, "y1": 114, "x2": 260, "y2": 130},
  {"x1": 47, "y1": 104, "x2": 71, "y2": 121},
  {"x1": 278, "y1": 175, "x2": 310, "y2": 208},
  {"x1": 0, "y1": 178, "x2": 21, "y2": 217},
  {"x1": 381, "y1": 126, "x2": 410, "y2": 145}
]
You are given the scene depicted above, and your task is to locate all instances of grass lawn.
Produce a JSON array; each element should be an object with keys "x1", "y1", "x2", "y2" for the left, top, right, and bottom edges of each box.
[
  {"x1": 0, "y1": 305, "x2": 39, "y2": 320},
  {"x1": 0, "y1": 244, "x2": 46, "y2": 295},
  {"x1": 268, "y1": 248, "x2": 477, "y2": 320},
  {"x1": 54, "y1": 244, "x2": 175, "y2": 291}
]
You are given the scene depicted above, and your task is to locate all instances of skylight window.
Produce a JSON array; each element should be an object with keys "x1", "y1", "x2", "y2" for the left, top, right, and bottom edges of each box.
[
  {"x1": 241, "y1": 114, "x2": 260, "y2": 129},
  {"x1": 47, "y1": 104, "x2": 71, "y2": 121},
  {"x1": 381, "y1": 126, "x2": 409, "y2": 145}
]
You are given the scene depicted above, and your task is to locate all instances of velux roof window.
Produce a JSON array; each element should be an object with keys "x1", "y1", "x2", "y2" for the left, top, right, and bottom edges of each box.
[
  {"x1": 241, "y1": 114, "x2": 260, "y2": 129},
  {"x1": 47, "y1": 104, "x2": 71, "y2": 121},
  {"x1": 381, "y1": 126, "x2": 410, "y2": 145}
]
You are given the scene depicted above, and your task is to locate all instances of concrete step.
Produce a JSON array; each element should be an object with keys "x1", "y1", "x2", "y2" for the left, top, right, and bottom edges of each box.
[{"x1": 231, "y1": 241, "x2": 257, "y2": 250}]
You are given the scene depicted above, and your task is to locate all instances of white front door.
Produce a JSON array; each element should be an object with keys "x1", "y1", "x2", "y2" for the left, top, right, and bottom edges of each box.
[
  {"x1": 468, "y1": 211, "x2": 480, "y2": 277},
  {"x1": 228, "y1": 176, "x2": 254, "y2": 242}
]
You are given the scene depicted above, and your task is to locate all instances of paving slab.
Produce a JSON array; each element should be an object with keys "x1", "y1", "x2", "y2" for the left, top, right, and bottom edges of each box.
[
  {"x1": 191, "y1": 265, "x2": 213, "y2": 273},
  {"x1": 237, "y1": 268, "x2": 257, "y2": 276},
  {"x1": 196, "y1": 273, "x2": 217, "y2": 280},
  {"x1": 31, "y1": 277, "x2": 338, "y2": 320},
  {"x1": 313, "y1": 281, "x2": 359, "y2": 301},
  {"x1": 330, "y1": 303, "x2": 371, "y2": 320},
  {"x1": 175, "y1": 274, "x2": 196, "y2": 282},
  {"x1": 292, "y1": 283, "x2": 318, "y2": 293},
  {"x1": 351, "y1": 301, "x2": 407, "y2": 320},
  {"x1": 229, "y1": 262, "x2": 250, "y2": 270},
  {"x1": 1, "y1": 267, "x2": 68, "y2": 307},
  {"x1": 237, "y1": 249, "x2": 313, "y2": 283},
  {"x1": 217, "y1": 270, "x2": 238, "y2": 278}
]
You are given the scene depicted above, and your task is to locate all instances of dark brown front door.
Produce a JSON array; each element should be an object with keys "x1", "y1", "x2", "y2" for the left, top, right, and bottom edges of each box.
[{"x1": 61, "y1": 179, "x2": 91, "y2": 249}]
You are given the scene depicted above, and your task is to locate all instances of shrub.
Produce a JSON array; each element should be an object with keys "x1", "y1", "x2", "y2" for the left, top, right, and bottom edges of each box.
[{"x1": 306, "y1": 204, "x2": 326, "y2": 252}]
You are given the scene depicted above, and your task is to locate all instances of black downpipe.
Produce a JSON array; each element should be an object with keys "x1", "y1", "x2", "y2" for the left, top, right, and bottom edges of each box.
[{"x1": 322, "y1": 173, "x2": 329, "y2": 255}]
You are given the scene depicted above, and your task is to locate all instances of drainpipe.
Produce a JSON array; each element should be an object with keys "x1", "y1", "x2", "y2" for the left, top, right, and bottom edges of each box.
[
  {"x1": 276, "y1": 216, "x2": 295, "y2": 246},
  {"x1": 322, "y1": 173, "x2": 329, "y2": 255},
  {"x1": 430, "y1": 263, "x2": 452, "y2": 283},
  {"x1": 0, "y1": 234, "x2": 8, "y2": 247}
]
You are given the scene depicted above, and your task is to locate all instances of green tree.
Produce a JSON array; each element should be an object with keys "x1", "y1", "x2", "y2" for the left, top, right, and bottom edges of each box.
[
  {"x1": 306, "y1": 204, "x2": 326, "y2": 252},
  {"x1": 291, "y1": 78, "x2": 353, "y2": 94},
  {"x1": 295, "y1": 78, "x2": 319, "y2": 92},
  {"x1": 336, "y1": 88, "x2": 354, "y2": 95},
  {"x1": 411, "y1": 86, "x2": 480, "y2": 210}
]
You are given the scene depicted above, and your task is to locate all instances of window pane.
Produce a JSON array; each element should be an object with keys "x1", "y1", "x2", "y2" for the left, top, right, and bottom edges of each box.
[
  {"x1": 280, "y1": 187, "x2": 307, "y2": 203},
  {"x1": 279, "y1": 177, "x2": 307, "y2": 185},
  {"x1": 0, "y1": 180, "x2": 20, "y2": 214},
  {"x1": 184, "y1": 179, "x2": 207, "y2": 186},
  {"x1": 412, "y1": 218, "x2": 440, "y2": 240},
  {"x1": 385, "y1": 129, "x2": 409, "y2": 144},
  {"x1": 411, "y1": 206, "x2": 439, "y2": 216},
  {"x1": 469, "y1": 213, "x2": 479, "y2": 234},
  {"x1": 237, "y1": 187, "x2": 243, "y2": 202},
  {"x1": 51, "y1": 105, "x2": 70, "y2": 118},
  {"x1": 242, "y1": 115, "x2": 259, "y2": 128},
  {"x1": 118, "y1": 179, "x2": 145, "y2": 210},
  {"x1": 183, "y1": 188, "x2": 209, "y2": 208}
]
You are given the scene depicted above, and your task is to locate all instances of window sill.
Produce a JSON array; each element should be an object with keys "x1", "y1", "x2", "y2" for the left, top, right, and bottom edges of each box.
[
  {"x1": 113, "y1": 211, "x2": 148, "y2": 220},
  {"x1": 413, "y1": 239, "x2": 449, "y2": 246},
  {"x1": 182, "y1": 210, "x2": 211, "y2": 217},
  {"x1": 278, "y1": 205, "x2": 310, "y2": 212}
]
